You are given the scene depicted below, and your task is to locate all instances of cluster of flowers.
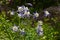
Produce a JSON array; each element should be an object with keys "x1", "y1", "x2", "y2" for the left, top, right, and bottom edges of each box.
[
  {"x1": 10, "y1": 5, "x2": 40, "y2": 18},
  {"x1": 12, "y1": 25, "x2": 25, "y2": 35},
  {"x1": 12, "y1": 20, "x2": 43, "y2": 36},
  {"x1": 10, "y1": 3, "x2": 50, "y2": 36},
  {"x1": 10, "y1": 5, "x2": 50, "y2": 19}
]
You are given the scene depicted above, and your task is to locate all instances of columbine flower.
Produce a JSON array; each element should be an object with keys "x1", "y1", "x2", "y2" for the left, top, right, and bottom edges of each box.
[
  {"x1": 33, "y1": 12, "x2": 39, "y2": 18},
  {"x1": 44, "y1": 10, "x2": 50, "y2": 16},
  {"x1": 24, "y1": 10, "x2": 30, "y2": 17},
  {"x1": 20, "y1": 28, "x2": 25, "y2": 35},
  {"x1": 37, "y1": 25, "x2": 43, "y2": 32},
  {"x1": 38, "y1": 21, "x2": 43, "y2": 25},
  {"x1": 12, "y1": 25, "x2": 19, "y2": 32},
  {"x1": 36, "y1": 25, "x2": 43, "y2": 36},
  {"x1": 10, "y1": 11, "x2": 15, "y2": 15}
]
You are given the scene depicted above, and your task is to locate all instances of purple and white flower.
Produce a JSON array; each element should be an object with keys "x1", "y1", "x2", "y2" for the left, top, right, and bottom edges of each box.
[
  {"x1": 24, "y1": 10, "x2": 30, "y2": 17},
  {"x1": 20, "y1": 28, "x2": 25, "y2": 35},
  {"x1": 33, "y1": 12, "x2": 39, "y2": 18},
  {"x1": 44, "y1": 10, "x2": 50, "y2": 16},
  {"x1": 36, "y1": 25, "x2": 43, "y2": 36}
]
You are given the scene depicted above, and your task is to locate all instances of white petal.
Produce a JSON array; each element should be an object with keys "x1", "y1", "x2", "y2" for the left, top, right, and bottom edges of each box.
[
  {"x1": 18, "y1": 7, "x2": 24, "y2": 12},
  {"x1": 13, "y1": 26, "x2": 18, "y2": 32}
]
